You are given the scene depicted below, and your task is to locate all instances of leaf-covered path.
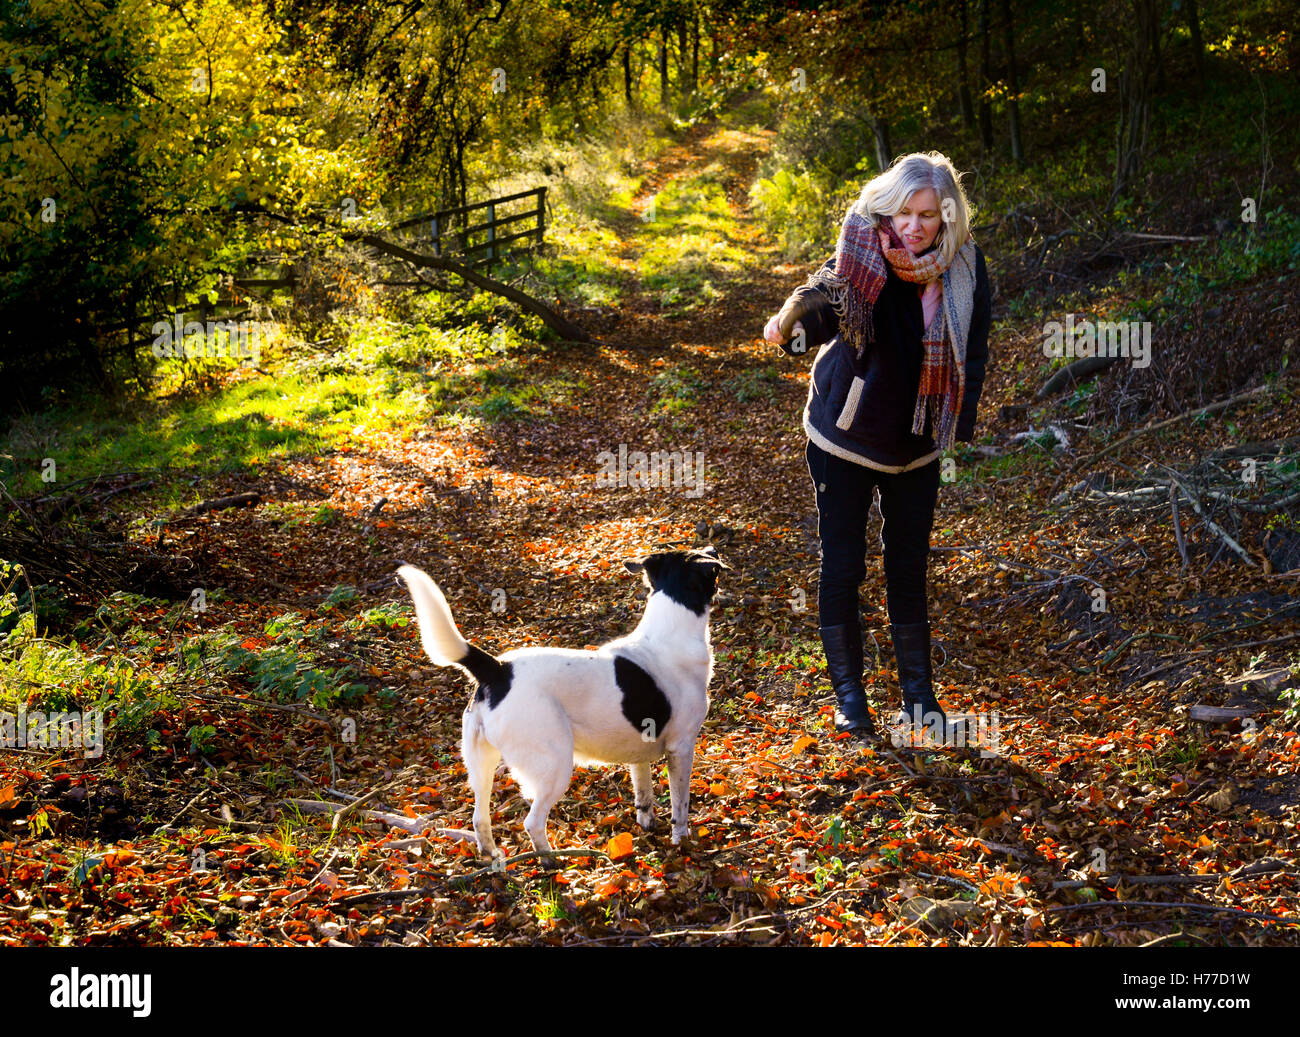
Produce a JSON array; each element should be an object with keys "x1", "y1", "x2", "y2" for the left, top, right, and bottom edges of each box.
[{"x1": 4, "y1": 113, "x2": 1299, "y2": 947}]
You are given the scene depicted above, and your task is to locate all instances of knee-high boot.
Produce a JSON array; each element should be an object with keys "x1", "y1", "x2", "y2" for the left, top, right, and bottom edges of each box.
[
  {"x1": 819, "y1": 622, "x2": 877, "y2": 738},
  {"x1": 890, "y1": 621, "x2": 947, "y2": 736}
]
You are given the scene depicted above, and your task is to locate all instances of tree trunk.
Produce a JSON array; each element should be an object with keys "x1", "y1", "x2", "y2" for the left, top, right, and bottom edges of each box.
[
  {"x1": 1152, "y1": 4, "x2": 1167, "y2": 93},
  {"x1": 1111, "y1": 0, "x2": 1161, "y2": 206},
  {"x1": 659, "y1": 24, "x2": 669, "y2": 108},
  {"x1": 978, "y1": 0, "x2": 993, "y2": 153},
  {"x1": 1000, "y1": 0, "x2": 1024, "y2": 164},
  {"x1": 676, "y1": 17, "x2": 688, "y2": 87},
  {"x1": 869, "y1": 113, "x2": 892, "y2": 171},
  {"x1": 624, "y1": 44, "x2": 636, "y2": 109},
  {"x1": 1184, "y1": 0, "x2": 1206, "y2": 85},
  {"x1": 957, "y1": 0, "x2": 975, "y2": 129},
  {"x1": 691, "y1": 5, "x2": 700, "y2": 95}
]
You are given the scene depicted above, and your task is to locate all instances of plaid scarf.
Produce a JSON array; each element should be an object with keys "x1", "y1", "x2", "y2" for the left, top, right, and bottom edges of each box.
[{"x1": 805, "y1": 210, "x2": 972, "y2": 452}]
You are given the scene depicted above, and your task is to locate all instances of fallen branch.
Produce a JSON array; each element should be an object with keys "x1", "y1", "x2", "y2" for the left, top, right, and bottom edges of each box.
[
  {"x1": 1038, "y1": 356, "x2": 1120, "y2": 398},
  {"x1": 331, "y1": 780, "x2": 402, "y2": 836},
  {"x1": 349, "y1": 232, "x2": 593, "y2": 343},
  {"x1": 187, "y1": 691, "x2": 331, "y2": 722},
  {"x1": 1041, "y1": 900, "x2": 1298, "y2": 925},
  {"x1": 448, "y1": 847, "x2": 612, "y2": 885},
  {"x1": 1162, "y1": 468, "x2": 1258, "y2": 568},
  {"x1": 182, "y1": 491, "x2": 261, "y2": 515},
  {"x1": 1170, "y1": 484, "x2": 1189, "y2": 568},
  {"x1": 1188, "y1": 705, "x2": 1258, "y2": 723},
  {"x1": 1050, "y1": 859, "x2": 1290, "y2": 890},
  {"x1": 280, "y1": 798, "x2": 434, "y2": 834},
  {"x1": 1073, "y1": 384, "x2": 1276, "y2": 469}
]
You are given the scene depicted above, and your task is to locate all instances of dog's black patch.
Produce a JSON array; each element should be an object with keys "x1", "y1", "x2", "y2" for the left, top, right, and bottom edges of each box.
[
  {"x1": 462, "y1": 644, "x2": 512, "y2": 709},
  {"x1": 614, "y1": 655, "x2": 672, "y2": 739},
  {"x1": 640, "y1": 551, "x2": 721, "y2": 616}
]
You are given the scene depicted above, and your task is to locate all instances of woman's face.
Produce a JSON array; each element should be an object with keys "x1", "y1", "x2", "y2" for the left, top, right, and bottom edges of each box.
[{"x1": 893, "y1": 188, "x2": 943, "y2": 255}]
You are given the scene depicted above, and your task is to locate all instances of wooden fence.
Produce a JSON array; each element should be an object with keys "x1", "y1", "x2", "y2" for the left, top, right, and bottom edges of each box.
[
  {"x1": 95, "y1": 187, "x2": 548, "y2": 358},
  {"x1": 390, "y1": 186, "x2": 547, "y2": 270}
]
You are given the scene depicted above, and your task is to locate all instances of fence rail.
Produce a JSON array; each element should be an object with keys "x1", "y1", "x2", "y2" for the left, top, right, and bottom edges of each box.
[
  {"x1": 391, "y1": 186, "x2": 547, "y2": 268},
  {"x1": 91, "y1": 186, "x2": 548, "y2": 349}
]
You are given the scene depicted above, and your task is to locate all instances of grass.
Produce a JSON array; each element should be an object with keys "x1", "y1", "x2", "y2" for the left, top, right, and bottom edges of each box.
[
  {"x1": 0, "y1": 295, "x2": 574, "y2": 502},
  {"x1": 649, "y1": 367, "x2": 707, "y2": 415},
  {"x1": 723, "y1": 365, "x2": 783, "y2": 403}
]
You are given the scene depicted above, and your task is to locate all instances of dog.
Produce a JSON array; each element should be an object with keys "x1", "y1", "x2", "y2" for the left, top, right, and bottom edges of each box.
[{"x1": 396, "y1": 546, "x2": 726, "y2": 859}]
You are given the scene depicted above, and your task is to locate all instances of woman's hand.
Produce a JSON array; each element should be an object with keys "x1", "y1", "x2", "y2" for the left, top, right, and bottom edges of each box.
[{"x1": 764, "y1": 313, "x2": 804, "y2": 349}]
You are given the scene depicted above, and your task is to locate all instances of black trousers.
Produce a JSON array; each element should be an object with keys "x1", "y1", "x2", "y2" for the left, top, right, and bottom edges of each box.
[{"x1": 805, "y1": 438, "x2": 940, "y2": 628}]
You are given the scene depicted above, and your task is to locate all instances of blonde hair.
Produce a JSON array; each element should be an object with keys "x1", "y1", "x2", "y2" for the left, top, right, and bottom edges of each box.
[{"x1": 848, "y1": 151, "x2": 973, "y2": 267}]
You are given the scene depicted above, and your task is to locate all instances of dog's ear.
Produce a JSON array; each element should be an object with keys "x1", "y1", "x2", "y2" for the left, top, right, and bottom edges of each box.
[
  {"x1": 696, "y1": 546, "x2": 731, "y2": 570},
  {"x1": 624, "y1": 559, "x2": 645, "y2": 574}
]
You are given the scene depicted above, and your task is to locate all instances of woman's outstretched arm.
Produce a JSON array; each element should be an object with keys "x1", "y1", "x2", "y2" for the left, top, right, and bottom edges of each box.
[{"x1": 769, "y1": 257, "x2": 838, "y2": 354}]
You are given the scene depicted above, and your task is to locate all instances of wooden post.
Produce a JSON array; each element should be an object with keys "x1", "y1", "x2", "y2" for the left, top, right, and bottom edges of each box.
[
  {"x1": 537, "y1": 187, "x2": 546, "y2": 246},
  {"x1": 486, "y1": 201, "x2": 496, "y2": 269},
  {"x1": 431, "y1": 215, "x2": 440, "y2": 256}
]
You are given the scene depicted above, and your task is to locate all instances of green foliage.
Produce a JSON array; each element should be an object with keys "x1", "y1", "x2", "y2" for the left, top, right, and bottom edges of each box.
[
  {"x1": 649, "y1": 367, "x2": 707, "y2": 414},
  {"x1": 345, "y1": 602, "x2": 410, "y2": 632},
  {"x1": 182, "y1": 611, "x2": 368, "y2": 709},
  {"x1": 724, "y1": 365, "x2": 783, "y2": 403},
  {"x1": 0, "y1": 0, "x2": 366, "y2": 405},
  {"x1": 318, "y1": 584, "x2": 359, "y2": 613},
  {"x1": 749, "y1": 167, "x2": 838, "y2": 261}
]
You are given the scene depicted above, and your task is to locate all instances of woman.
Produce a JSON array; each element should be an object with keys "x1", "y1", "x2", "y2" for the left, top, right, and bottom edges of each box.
[{"x1": 764, "y1": 151, "x2": 992, "y2": 741}]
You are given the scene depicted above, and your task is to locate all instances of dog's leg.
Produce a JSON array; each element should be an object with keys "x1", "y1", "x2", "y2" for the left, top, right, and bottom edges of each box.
[
  {"x1": 462, "y1": 714, "x2": 503, "y2": 859},
  {"x1": 629, "y1": 761, "x2": 654, "y2": 832},
  {"x1": 665, "y1": 741, "x2": 696, "y2": 845},
  {"x1": 501, "y1": 710, "x2": 574, "y2": 864},
  {"x1": 519, "y1": 759, "x2": 571, "y2": 862}
]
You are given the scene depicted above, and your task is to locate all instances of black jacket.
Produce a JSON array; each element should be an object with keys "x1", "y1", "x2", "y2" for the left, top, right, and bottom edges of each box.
[{"x1": 778, "y1": 244, "x2": 992, "y2": 471}]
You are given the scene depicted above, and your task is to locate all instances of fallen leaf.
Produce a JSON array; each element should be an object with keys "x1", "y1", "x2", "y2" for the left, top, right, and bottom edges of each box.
[{"x1": 605, "y1": 832, "x2": 635, "y2": 861}]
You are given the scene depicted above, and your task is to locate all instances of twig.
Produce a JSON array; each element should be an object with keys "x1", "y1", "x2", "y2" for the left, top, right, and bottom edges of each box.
[
  {"x1": 1162, "y1": 468, "x2": 1258, "y2": 568},
  {"x1": 448, "y1": 847, "x2": 611, "y2": 885},
  {"x1": 156, "y1": 791, "x2": 209, "y2": 833},
  {"x1": 331, "y1": 780, "x2": 401, "y2": 836},
  {"x1": 1041, "y1": 900, "x2": 1299, "y2": 925},
  {"x1": 964, "y1": 838, "x2": 1037, "y2": 863},
  {"x1": 279, "y1": 798, "x2": 435, "y2": 834},
  {"x1": 1139, "y1": 930, "x2": 1214, "y2": 947},
  {"x1": 305, "y1": 849, "x2": 341, "y2": 889},
  {"x1": 1169, "y1": 483, "x2": 1189, "y2": 568},
  {"x1": 1074, "y1": 384, "x2": 1276, "y2": 468},
  {"x1": 918, "y1": 871, "x2": 983, "y2": 896},
  {"x1": 1049, "y1": 860, "x2": 1292, "y2": 890},
  {"x1": 187, "y1": 691, "x2": 331, "y2": 722},
  {"x1": 1132, "y1": 630, "x2": 1300, "y2": 683}
]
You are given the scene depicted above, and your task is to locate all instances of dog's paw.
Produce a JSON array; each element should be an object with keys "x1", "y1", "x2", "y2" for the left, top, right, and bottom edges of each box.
[
  {"x1": 636, "y1": 806, "x2": 654, "y2": 832},
  {"x1": 670, "y1": 825, "x2": 690, "y2": 846}
]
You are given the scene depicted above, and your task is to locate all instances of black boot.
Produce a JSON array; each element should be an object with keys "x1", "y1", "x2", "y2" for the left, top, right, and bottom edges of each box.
[
  {"x1": 890, "y1": 621, "x2": 947, "y2": 742},
  {"x1": 820, "y1": 623, "x2": 877, "y2": 738}
]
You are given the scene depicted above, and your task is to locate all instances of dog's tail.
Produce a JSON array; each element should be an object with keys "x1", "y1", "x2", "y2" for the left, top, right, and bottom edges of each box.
[{"x1": 396, "y1": 565, "x2": 501, "y2": 686}]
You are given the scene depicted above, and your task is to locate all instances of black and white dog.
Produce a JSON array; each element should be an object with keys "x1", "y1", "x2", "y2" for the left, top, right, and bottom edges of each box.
[{"x1": 397, "y1": 547, "x2": 725, "y2": 859}]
